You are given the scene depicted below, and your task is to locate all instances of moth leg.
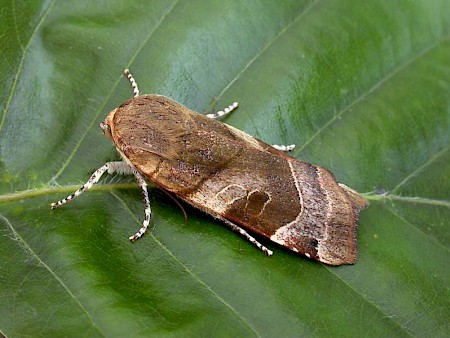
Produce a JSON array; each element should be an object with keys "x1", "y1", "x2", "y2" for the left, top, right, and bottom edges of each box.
[
  {"x1": 124, "y1": 68, "x2": 140, "y2": 97},
  {"x1": 51, "y1": 160, "x2": 152, "y2": 242},
  {"x1": 218, "y1": 217, "x2": 274, "y2": 256},
  {"x1": 272, "y1": 144, "x2": 296, "y2": 152},
  {"x1": 206, "y1": 102, "x2": 239, "y2": 119},
  {"x1": 128, "y1": 168, "x2": 152, "y2": 242},
  {"x1": 51, "y1": 161, "x2": 132, "y2": 209}
]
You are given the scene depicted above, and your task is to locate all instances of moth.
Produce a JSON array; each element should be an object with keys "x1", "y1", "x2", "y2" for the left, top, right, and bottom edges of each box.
[{"x1": 52, "y1": 69, "x2": 367, "y2": 265}]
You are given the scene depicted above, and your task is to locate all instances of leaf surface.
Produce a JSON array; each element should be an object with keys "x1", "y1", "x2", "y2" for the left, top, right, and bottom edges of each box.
[{"x1": 1, "y1": 1, "x2": 449, "y2": 337}]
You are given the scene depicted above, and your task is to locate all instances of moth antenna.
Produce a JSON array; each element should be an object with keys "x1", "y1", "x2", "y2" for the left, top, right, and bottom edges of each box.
[
  {"x1": 206, "y1": 102, "x2": 239, "y2": 119},
  {"x1": 272, "y1": 144, "x2": 296, "y2": 152},
  {"x1": 124, "y1": 68, "x2": 140, "y2": 97}
]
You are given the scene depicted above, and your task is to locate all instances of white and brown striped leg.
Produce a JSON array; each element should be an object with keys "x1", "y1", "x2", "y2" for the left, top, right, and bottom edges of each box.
[
  {"x1": 51, "y1": 161, "x2": 132, "y2": 209},
  {"x1": 124, "y1": 68, "x2": 140, "y2": 97},
  {"x1": 206, "y1": 102, "x2": 239, "y2": 119},
  {"x1": 272, "y1": 144, "x2": 296, "y2": 152},
  {"x1": 128, "y1": 168, "x2": 152, "y2": 242},
  {"x1": 204, "y1": 101, "x2": 294, "y2": 152},
  {"x1": 218, "y1": 216, "x2": 274, "y2": 256},
  {"x1": 51, "y1": 161, "x2": 152, "y2": 242}
]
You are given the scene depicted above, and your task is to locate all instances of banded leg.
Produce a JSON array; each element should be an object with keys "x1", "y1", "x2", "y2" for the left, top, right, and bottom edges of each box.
[
  {"x1": 205, "y1": 101, "x2": 294, "y2": 151},
  {"x1": 128, "y1": 168, "x2": 151, "y2": 242},
  {"x1": 272, "y1": 144, "x2": 296, "y2": 152},
  {"x1": 51, "y1": 161, "x2": 153, "y2": 242},
  {"x1": 51, "y1": 161, "x2": 132, "y2": 209},
  {"x1": 206, "y1": 102, "x2": 239, "y2": 119},
  {"x1": 219, "y1": 216, "x2": 273, "y2": 256},
  {"x1": 124, "y1": 68, "x2": 140, "y2": 97}
]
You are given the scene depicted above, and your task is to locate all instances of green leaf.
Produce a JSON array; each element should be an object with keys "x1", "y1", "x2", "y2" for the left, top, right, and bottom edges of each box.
[{"x1": 1, "y1": 1, "x2": 449, "y2": 337}]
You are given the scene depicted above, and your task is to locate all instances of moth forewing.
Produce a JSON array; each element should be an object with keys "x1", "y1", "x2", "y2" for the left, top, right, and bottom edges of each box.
[
  {"x1": 108, "y1": 94, "x2": 367, "y2": 265},
  {"x1": 51, "y1": 69, "x2": 367, "y2": 266}
]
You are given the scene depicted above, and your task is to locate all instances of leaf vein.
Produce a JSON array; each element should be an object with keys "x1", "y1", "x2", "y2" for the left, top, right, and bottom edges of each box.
[
  {"x1": 47, "y1": 0, "x2": 181, "y2": 185},
  {"x1": 383, "y1": 205, "x2": 450, "y2": 254},
  {"x1": 110, "y1": 191, "x2": 262, "y2": 338},
  {"x1": 295, "y1": 34, "x2": 450, "y2": 155},
  {"x1": 391, "y1": 144, "x2": 450, "y2": 194},
  {"x1": 0, "y1": 0, "x2": 57, "y2": 132},
  {"x1": 326, "y1": 265, "x2": 415, "y2": 337},
  {"x1": 214, "y1": 0, "x2": 320, "y2": 103},
  {"x1": 0, "y1": 213, "x2": 105, "y2": 336}
]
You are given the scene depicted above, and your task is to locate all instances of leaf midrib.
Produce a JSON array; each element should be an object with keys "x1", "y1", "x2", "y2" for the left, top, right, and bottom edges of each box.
[
  {"x1": 0, "y1": 183, "x2": 450, "y2": 208},
  {"x1": 1, "y1": 182, "x2": 449, "y2": 208}
]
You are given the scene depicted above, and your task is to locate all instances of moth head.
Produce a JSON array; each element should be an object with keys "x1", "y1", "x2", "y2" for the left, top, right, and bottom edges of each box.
[{"x1": 100, "y1": 110, "x2": 115, "y2": 140}]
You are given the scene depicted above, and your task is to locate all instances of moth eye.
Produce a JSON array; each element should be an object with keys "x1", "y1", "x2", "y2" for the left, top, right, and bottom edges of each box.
[{"x1": 100, "y1": 121, "x2": 112, "y2": 139}]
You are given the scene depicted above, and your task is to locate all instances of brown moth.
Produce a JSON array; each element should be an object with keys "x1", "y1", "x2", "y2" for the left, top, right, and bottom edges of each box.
[{"x1": 52, "y1": 69, "x2": 367, "y2": 265}]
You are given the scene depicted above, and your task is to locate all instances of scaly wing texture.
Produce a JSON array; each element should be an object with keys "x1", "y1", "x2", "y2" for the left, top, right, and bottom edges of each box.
[{"x1": 112, "y1": 95, "x2": 365, "y2": 264}]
